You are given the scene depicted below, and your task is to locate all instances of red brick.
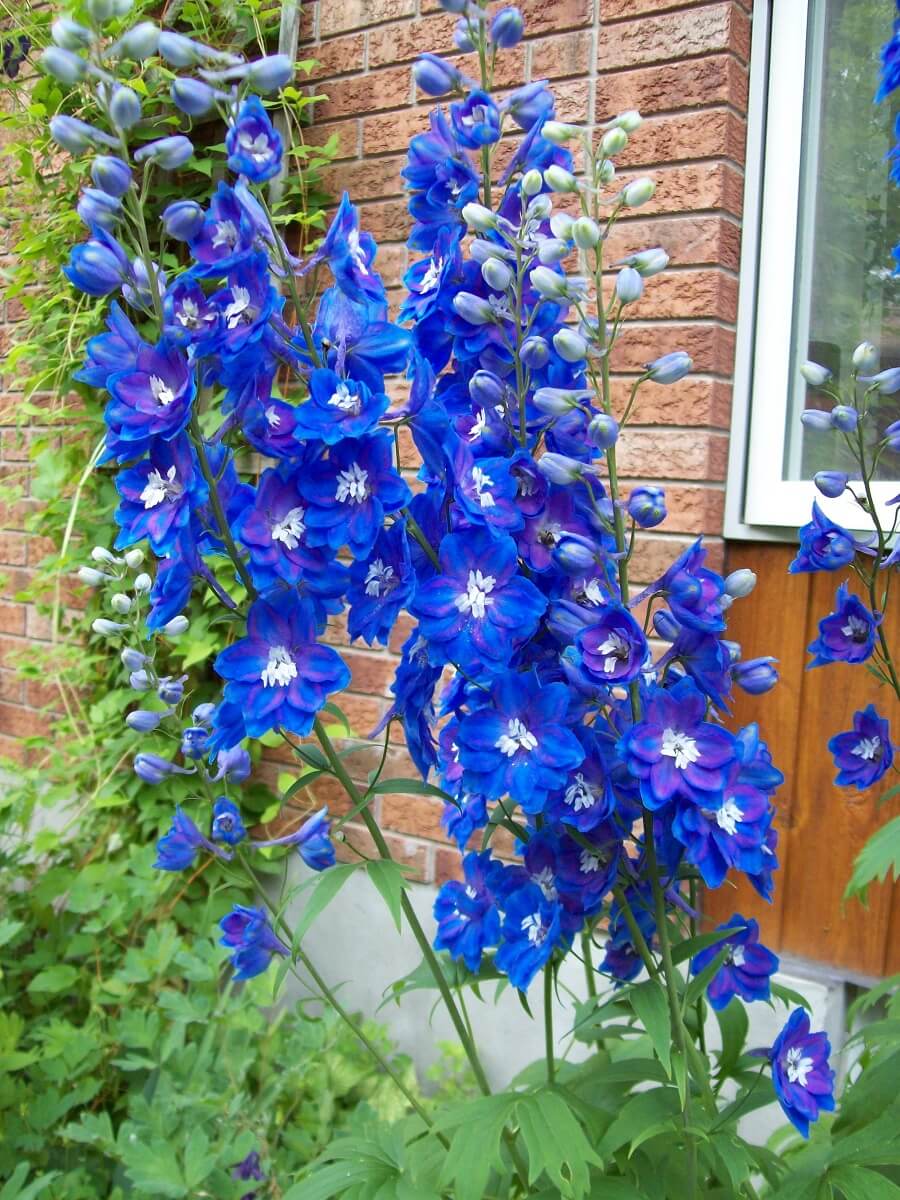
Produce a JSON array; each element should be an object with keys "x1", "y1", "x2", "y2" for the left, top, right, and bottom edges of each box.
[
  {"x1": 0, "y1": 669, "x2": 22, "y2": 703},
  {"x1": 615, "y1": 109, "x2": 746, "y2": 168},
  {"x1": 607, "y1": 267, "x2": 738, "y2": 322},
  {"x1": 306, "y1": 32, "x2": 365, "y2": 80},
  {"x1": 304, "y1": 118, "x2": 360, "y2": 160},
  {"x1": 325, "y1": 154, "x2": 406, "y2": 202},
  {"x1": 530, "y1": 30, "x2": 593, "y2": 80},
  {"x1": 520, "y1": 0, "x2": 594, "y2": 35},
  {"x1": 381, "y1": 792, "x2": 448, "y2": 843},
  {"x1": 319, "y1": 0, "x2": 416, "y2": 38},
  {"x1": 606, "y1": 214, "x2": 742, "y2": 271},
  {"x1": 625, "y1": 482, "x2": 725, "y2": 534},
  {"x1": 628, "y1": 532, "x2": 723, "y2": 583},
  {"x1": 598, "y1": 54, "x2": 748, "y2": 118},
  {"x1": 363, "y1": 107, "x2": 430, "y2": 156},
  {"x1": 0, "y1": 731, "x2": 29, "y2": 765},
  {"x1": 616, "y1": 429, "x2": 730, "y2": 482},
  {"x1": 610, "y1": 375, "x2": 733, "y2": 427},
  {"x1": 434, "y1": 846, "x2": 465, "y2": 886},
  {"x1": 602, "y1": 0, "x2": 748, "y2": 18},
  {"x1": 0, "y1": 701, "x2": 46, "y2": 739},
  {"x1": 343, "y1": 647, "x2": 396, "y2": 696},
  {"x1": 598, "y1": 4, "x2": 751, "y2": 70},
  {"x1": 24, "y1": 677, "x2": 59, "y2": 710},
  {"x1": 608, "y1": 321, "x2": 736, "y2": 377},
  {"x1": 0, "y1": 532, "x2": 26, "y2": 566},
  {"x1": 0, "y1": 601, "x2": 24, "y2": 635},
  {"x1": 314, "y1": 65, "x2": 412, "y2": 121},
  {"x1": 368, "y1": 12, "x2": 457, "y2": 67}
]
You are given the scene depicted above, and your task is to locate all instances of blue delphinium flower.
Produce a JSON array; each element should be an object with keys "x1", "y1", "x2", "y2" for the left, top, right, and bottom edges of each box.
[
  {"x1": 544, "y1": 728, "x2": 617, "y2": 833},
  {"x1": 219, "y1": 905, "x2": 289, "y2": 980},
  {"x1": 441, "y1": 792, "x2": 489, "y2": 849},
  {"x1": 163, "y1": 276, "x2": 219, "y2": 345},
  {"x1": 434, "y1": 850, "x2": 502, "y2": 971},
  {"x1": 293, "y1": 808, "x2": 336, "y2": 871},
  {"x1": 451, "y1": 89, "x2": 502, "y2": 148},
  {"x1": 671, "y1": 777, "x2": 772, "y2": 889},
  {"x1": 576, "y1": 604, "x2": 648, "y2": 685},
  {"x1": 456, "y1": 671, "x2": 584, "y2": 814},
  {"x1": 412, "y1": 527, "x2": 546, "y2": 675},
  {"x1": 770, "y1": 1009, "x2": 835, "y2": 1137},
  {"x1": 300, "y1": 432, "x2": 411, "y2": 560},
  {"x1": 113, "y1": 435, "x2": 208, "y2": 557},
  {"x1": 105, "y1": 338, "x2": 195, "y2": 454},
  {"x1": 232, "y1": 1150, "x2": 265, "y2": 1200},
  {"x1": 789, "y1": 502, "x2": 859, "y2": 573},
  {"x1": 312, "y1": 192, "x2": 386, "y2": 305},
  {"x1": 451, "y1": 441, "x2": 524, "y2": 535},
  {"x1": 213, "y1": 591, "x2": 351, "y2": 742},
  {"x1": 600, "y1": 885, "x2": 656, "y2": 984},
  {"x1": 402, "y1": 108, "x2": 478, "y2": 250},
  {"x1": 620, "y1": 677, "x2": 738, "y2": 811},
  {"x1": 807, "y1": 583, "x2": 880, "y2": 668},
  {"x1": 690, "y1": 915, "x2": 779, "y2": 1010},
  {"x1": 189, "y1": 181, "x2": 255, "y2": 274},
  {"x1": 294, "y1": 367, "x2": 390, "y2": 444},
  {"x1": 225, "y1": 95, "x2": 283, "y2": 182},
  {"x1": 494, "y1": 881, "x2": 561, "y2": 991},
  {"x1": 347, "y1": 520, "x2": 415, "y2": 646},
  {"x1": 64, "y1": 225, "x2": 131, "y2": 296},
  {"x1": 828, "y1": 704, "x2": 894, "y2": 790},
  {"x1": 155, "y1": 807, "x2": 219, "y2": 870},
  {"x1": 211, "y1": 797, "x2": 246, "y2": 846}
]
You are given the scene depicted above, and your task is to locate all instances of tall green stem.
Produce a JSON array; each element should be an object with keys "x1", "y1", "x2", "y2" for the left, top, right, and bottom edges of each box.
[
  {"x1": 543, "y1": 965, "x2": 556, "y2": 1084},
  {"x1": 189, "y1": 412, "x2": 256, "y2": 598}
]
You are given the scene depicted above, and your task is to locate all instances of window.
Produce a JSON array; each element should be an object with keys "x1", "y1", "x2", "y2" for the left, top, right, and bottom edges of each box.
[{"x1": 727, "y1": 0, "x2": 900, "y2": 537}]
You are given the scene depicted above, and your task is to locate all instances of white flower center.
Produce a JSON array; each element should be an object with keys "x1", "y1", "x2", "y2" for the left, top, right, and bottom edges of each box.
[
  {"x1": 335, "y1": 462, "x2": 369, "y2": 504},
  {"x1": 579, "y1": 849, "x2": 601, "y2": 874},
  {"x1": 842, "y1": 614, "x2": 870, "y2": 642},
  {"x1": 140, "y1": 465, "x2": 180, "y2": 510},
  {"x1": 265, "y1": 404, "x2": 281, "y2": 428},
  {"x1": 212, "y1": 219, "x2": 238, "y2": 249},
  {"x1": 578, "y1": 579, "x2": 604, "y2": 607},
  {"x1": 260, "y1": 644, "x2": 297, "y2": 688},
  {"x1": 715, "y1": 796, "x2": 744, "y2": 837},
  {"x1": 271, "y1": 505, "x2": 306, "y2": 551},
  {"x1": 784, "y1": 1047, "x2": 814, "y2": 1087},
  {"x1": 464, "y1": 884, "x2": 478, "y2": 900},
  {"x1": 496, "y1": 717, "x2": 538, "y2": 758},
  {"x1": 564, "y1": 773, "x2": 596, "y2": 813},
  {"x1": 661, "y1": 728, "x2": 700, "y2": 771},
  {"x1": 149, "y1": 374, "x2": 175, "y2": 407},
  {"x1": 488, "y1": 294, "x2": 512, "y2": 321},
  {"x1": 730, "y1": 944, "x2": 746, "y2": 967},
  {"x1": 328, "y1": 382, "x2": 361, "y2": 414},
  {"x1": 469, "y1": 410, "x2": 488, "y2": 441},
  {"x1": 852, "y1": 736, "x2": 881, "y2": 761},
  {"x1": 454, "y1": 569, "x2": 496, "y2": 619},
  {"x1": 521, "y1": 912, "x2": 547, "y2": 945},
  {"x1": 597, "y1": 630, "x2": 630, "y2": 674},
  {"x1": 533, "y1": 866, "x2": 557, "y2": 901},
  {"x1": 420, "y1": 255, "x2": 443, "y2": 292},
  {"x1": 347, "y1": 227, "x2": 370, "y2": 275},
  {"x1": 471, "y1": 465, "x2": 496, "y2": 509},
  {"x1": 224, "y1": 285, "x2": 253, "y2": 329},
  {"x1": 238, "y1": 130, "x2": 272, "y2": 162},
  {"x1": 176, "y1": 297, "x2": 204, "y2": 328},
  {"x1": 365, "y1": 558, "x2": 396, "y2": 597}
]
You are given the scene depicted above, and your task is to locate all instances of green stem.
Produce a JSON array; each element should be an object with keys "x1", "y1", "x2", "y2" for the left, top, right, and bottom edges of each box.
[
  {"x1": 189, "y1": 411, "x2": 256, "y2": 599},
  {"x1": 581, "y1": 929, "x2": 597, "y2": 999},
  {"x1": 402, "y1": 506, "x2": 441, "y2": 569},
  {"x1": 544, "y1": 964, "x2": 556, "y2": 1084}
]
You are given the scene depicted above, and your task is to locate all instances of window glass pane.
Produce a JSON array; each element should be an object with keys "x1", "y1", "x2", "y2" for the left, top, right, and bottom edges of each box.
[{"x1": 784, "y1": 0, "x2": 900, "y2": 483}]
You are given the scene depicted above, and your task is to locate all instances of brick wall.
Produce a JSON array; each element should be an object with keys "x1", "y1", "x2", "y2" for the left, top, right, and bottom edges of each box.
[{"x1": 0, "y1": 0, "x2": 752, "y2": 885}]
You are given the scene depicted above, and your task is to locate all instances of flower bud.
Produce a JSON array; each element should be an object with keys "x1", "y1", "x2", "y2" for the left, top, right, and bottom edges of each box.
[
  {"x1": 181, "y1": 725, "x2": 209, "y2": 758},
  {"x1": 526, "y1": 193, "x2": 552, "y2": 221},
  {"x1": 597, "y1": 159, "x2": 616, "y2": 185},
  {"x1": 134, "y1": 136, "x2": 194, "y2": 169},
  {"x1": 78, "y1": 566, "x2": 111, "y2": 587},
  {"x1": 537, "y1": 238, "x2": 569, "y2": 265},
  {"x1": 77, "y1": 188, "x2": 121, "y2": 231},
  {"x1": 724, "y1": 568, "x2": 757, "y2": 598},
  {"x1": 213, "y1": 745, "x2": 252, "y2": 784},
  {"x1": 883, "y1": 419, "x2": 900, "y2": 451},
  {"x1": 469, "y1": 370, "x2": 505, "y2": 407},
  {"x1": 537, "y1": 453, "x2": 586, "y2": 485},
  {"x1": 830, "y1": 404, "x2": 858, "y2": 432},
  {"x1": 627, "y1": 485, "x2": 666, "y2": 528},
  {"x1": 721, "y1": 639, "x2": 741, "y2": 662},
  {"x1": 134, "y1": 572, "x2": 152, "y2": 593},
  {"x1": 115, "y1": 21, "x2": 160, "y2": 59},
  {"x1": 541, "y1": 120, "x2": 580, "y2": 143},
  {"x1": 554, "y1": 538, "x2": 597, "y2": 573},
  {"x1": 158, "y1": 31, "x2": 207, "y2": 66},
  {"x1": 134, "y1": 752, "x2": 173, "y2": 784},
  {"x1": 482, "y1": 257, "x2": 513, "y2": 291},
  {"x1": 413, "y1": 53, "x2": 458, "y2": 95},
  {"x1": 40, "y1": 47, "x2": 86, "y2": 85},
  {"x1": 110, "y1": 592, "x2": 132, "y2": 614},
  {"x1": 91, "y1": 156, "x2": 132, "y2": 197},
  {"x1": 171, "y1": 77, "x2": 218, "y2": 116},
  {"x1": 122, "y1": 648, "x2": 148, "y2": 670},
  {"x1": 544, "y1": 164, "x2": 578, "y2": 193},
  {"x1": 615, "y1": 266, "x2": 644, "y2": 304},
  {"x1": 799, "y1": 360, "x2": 832, "y2": 387},
  {"x1": 461, "y1": 202, "x2": 497, "y2": 232},
  {"x1": 851, "y1": 341, "x2": 878, "y2": 372},
  {"x1": 193, "y1": 702, "x2": 216, "y2": 724},
  {"x1": 621, "y1": 178, "x2": 656, "y2": 208},
  {"x1": 733, "y1": 657, "x2": 779, "y2": 696},
  {"x1": 601, "y1": 127, "x2": 628, "y2": 156},
  {"x1": 161, "y1": 615, "x2": 190, "y2": 637},
  {"x1": 813, "y1": 470, "x2": 848, "y2": 499},
  {"x1": 549, "y1": 212, "x2": 573, "y2": 240},
  {"x1": 113, "y1": 0, "x2": 134, "y2": 16},
  {"x1": 533, "y1": 387, "x2": 581, "y2": 416},
  {"x1": 615, "y1": 109, "x2": 643, "y2": 133},
  {"x1": 437, "y1": 0, "x2": 468, "y2": 10},
  {"x1": 571, "y1": 217, "x2": 600, "y2": 249},
  {"x1": 85, "y1": 0, "x2": 116, "y2": 20},
  {"x1": 860, "y1": 367, "x2": 900, "y2": 395},
  {"x1": 246, "y1": 53, "x2": 294, "y2": 93},
  {"x1": 588, "y1": 413, "x2": 619, "y2": 449},
  {"x1": 162, "y1": 200, "x2": 204, "y2": 241},
  {"x1": 452, "y1": 291, "x2": 495, "y2": 325},
  {"x1": 129, "y1": 669, "x2": 154, "y2": 690},
  {"x1": 92, "y1": 618, "x2": 128, "y2": 636},
  {"x1": 529, "y1": 265, "x2": 567, "y2": 299},
  {"x1": 52, "y1": 18, "x2": 92, "y2": 49},
  {"x1": 520, "y1": 336, "x2": 549, "y2": 368},
  {"x1": 553, "y1": 328, "x2": 588, "y2": 362},
  {"x1": 646, "y1": 351, "x2": 691, "y2": 384},
  {"x1": 92, "y1": 547, "x2": 118, "y2": 564},
  {"x1": 521, "y1": 168, "x2": 543, "y2": 196},
  {"x1": 800, "y1": 408, "x2": 831, "y2": 432},
  {"x1": 108, "y1": 85, "x2": 142, "y2": 130},
  {"x1": 126, "y1": 708, "x2": 167, "y2": 732},
  {"x1": 490, "y1": 7, "x2": 524, "y2": 48},
  {"x1": 122, "y1": 548, "x2": 143, "y2": 569},
  {"x1": 653, "y1": 610, "x2": 680, "y2": 641},
  {"x1": 621, "y1": 247, "x2": 669, "y2": 276},
  {"x1": 158, "y1": 675, "x2": 187, "y2": 705},
  {"x1": 50, "y1": 116, "x2": 106, "y2": 154}
]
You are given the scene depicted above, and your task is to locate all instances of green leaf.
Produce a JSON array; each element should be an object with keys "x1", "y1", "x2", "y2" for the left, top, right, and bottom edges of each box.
[
  {"x1": 292, "y1": 863, "x2": 358, "y2": 947},
  {"x1": 0, "y1": 1165, "x2": 59, "y2": 1200},
  {"x1": 366, "y1": 859, "x2": 412, "y2": 932},
  {"x1": 597, "y1": 1088, "x2": 679, "y2": 1158},
  {"x1": 672, "y1": 924, "x2": 745, "y2": 966},
  {"x1": 715, "y1": 998, "x2": 749, "y2": 1078},
  {"x1": 515, "y1": 1088, "x2": 601, "y2": 1197},
  {"x1": 0, "y1": 917, "x2": 24, "y2": 948},
  {"x1": 120, "y1": 1135, "x2": 187, "y2": 1198},
  {"x1": 435, "y1": 1094, "x2": 518, "y2": 1200},
  {"x1": 628, "y1": 980, "x2": 672, "y2": 1075},
  {"x1": 683, "y1": 947, "x2": 729, "y2": 1011},
  {"x1": 368, "y1": 778, "x2": 457, "y2": 803},
  {"x1": 844, "y1": 816, "x2": 900, "y2": 903},
  {"x1": 27, "y1": 964, "x2": 78, "y2": 994},
  {"x1": 771, "y1": 981, "x2": 813, "y2": 1012},
  {"x1": 829, "y1": 1166, "x2": 900, "y2": 1200}
]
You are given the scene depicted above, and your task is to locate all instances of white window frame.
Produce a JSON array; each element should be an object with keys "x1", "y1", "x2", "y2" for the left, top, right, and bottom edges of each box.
[{"x1": 725, "y1": 0, "x2": 899, "y2": 540}]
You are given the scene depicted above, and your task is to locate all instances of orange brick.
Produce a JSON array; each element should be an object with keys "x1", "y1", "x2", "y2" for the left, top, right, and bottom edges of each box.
[
  {"x1": 368, "y1": 12, "x2": 457, "y2": 67},
  {"x1": 615, "y1": 109, "x2": 747, "y2": 168},
  {"x1": 0, "y1": 668, "x2": 22, "y2": 703},
  {"x1": 530, "y1": 30, "x2": 593, "y2": 80},
  {"x1": 313, "y1": 65, "x2": 412, "y2": 121},
  {"x1": 0, "y1": 601, "x2": 24, "y2": 636},
  {"x1": 0, "y1": 701, "x2": 46, "y2": 739},
  {"x1": 381, "y1": 792, "x2": 448, "y2": 843},
  {"x1": 0, "y1": 532, "x2": 26, "y2": 566},
  {"x1": 325, "y1": 154, "x2": 406, "y2": 202},
  {"x1": 305, "y1": 32, "x2": 365, "y2": 79},
  {"x1": 598, "y1": 4, "x2": 751, "y2": 70},
  {"x1": 598, "y1": 54, "x2": 749, "y2": 118},
  {"x1": 610, "y1": 375, "x2": 733, "y2": 428},
  {"x1": 363, "y1": 106, "x2": 431, "y2": 156},
  {"x1": 520, "y1": 0, "x2": 594, "y2": 35},
  {"x1": 606, "y1": 214, "x2": 742, "y2": 271},
  {"x1": 608, "y1": 267, "x2": 738, "y2": 323},
  {"x1": 319, "y1": 0, "x2": 415, "y2": 37},
  {"x1": 608, "y1": 322, "x2": 736, "y2": 377},
  {"x1": 617, "y1": 428, "x2": 730, "y2": 483}
]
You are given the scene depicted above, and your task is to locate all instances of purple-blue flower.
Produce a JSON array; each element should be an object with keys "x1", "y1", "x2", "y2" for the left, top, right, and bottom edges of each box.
[
  {"x1": 412, "y1": 527, "x2": 546, "y2": 676},
  {"x1": 451, "y1": 441, "x2": 524, "y2": 535},
  {"x1": 451, "y1": 89, "x2": 502, "y2": 150},
  {"x1": 495, "y1": 881, "x2": 562, "y2": 991},
  {"x1": 293, "y1": 808, "x2": 336, "y2": 871},
  {"x1": 770, "y1": 1008, "x2": 835, "y2": 1137},
  {"x1": 690, "y1": 914, "x2": 779, "y2": 1010},
  {"x1": 105, "y1": 339, "x2": 194, "y2": 454},
  {"x1": 434, "y1": 850, "x2": 502, "y2": 972},
  {"x1": 219, "y1": 905, "x2": 289, "y2": 980},
  {"x1": 213, "y1": 590, "x2": 351, "y2": 741},
  {"x1": 576, "y1": 604, "x2": 648, "y2": 685},
  {"x1": 155, "y1": 807, "x2": 219, "y2": 870},
  {"x1": 226, "y1": 95, "x2": 283, "y2": 182},
  {"x1": 294, "y1": 367, "x2": 390, "y2": 444},
  {"x1": 807, "y1": 583, "x2": 880, "y2": 668},
  {"x1": 313, "y1": 192, "x2": 385, "y2": 305},
  {"x1": 211, "y1": 797, "x2": 246, "y2": 846},
  {"x1": 828, "y1": 704, "x2": 894, "y2": 791},
  {"x1": 672, "y1": 777, "x2": 772, "y2": 889},
  {"x1": 347, "y1": 520, "x2": 415, "y2": 646},
  {"x1": 789, "y1": 502, "x2": 859, "y2": 574},
  {"x1": 114, "y1": 435, "x2": 207, "y2": 557}
]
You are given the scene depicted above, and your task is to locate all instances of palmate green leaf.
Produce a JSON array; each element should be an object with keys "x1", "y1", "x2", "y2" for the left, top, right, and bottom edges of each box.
[
  {"x1": 118, "y1": 1134, "x2": 187, "y2": 1198},
  {"x1": 771, "y1": 980, "x2": 813, "y2": 1012},
  {"x1": 366, "y1": 859, "x2": 413, "y2": 932},
  {"x1": 435, "y1": 1093, "x2": 518, "y2": 1200},
  {"x1": 829, "y1": 1166, "x2": 900, "y2": 1200},
  {"x1": 0, "y1": 1165, "x2": 58, "y2": 1200},
  {"x1": 844, "y1": 815, "x2": 900, "y2": 903},
  {"x1": 596, "y1": 1088, "x2": 680, "y2": 1159},
  {"x1": 515, "y1": 1088, "x2": 601, "y2": 1197},
  {"x1": 628, "y1": 980, "x2": 672, "y2": 1075}
]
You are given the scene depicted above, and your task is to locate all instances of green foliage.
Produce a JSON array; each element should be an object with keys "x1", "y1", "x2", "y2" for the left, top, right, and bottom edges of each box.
[{"x1": 845, "y1": 812, "x2": 900, "y2": 903}]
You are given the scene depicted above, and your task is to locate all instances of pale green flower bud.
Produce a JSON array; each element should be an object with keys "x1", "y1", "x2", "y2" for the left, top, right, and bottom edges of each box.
[
  {"x1": 571, "y1": 217, "x2": 600, "y2": 249},
  {"x1": 544, "y1": 165, "x2": 578, "y2": 193},
  {"x1": 521, "y1": 168, "x2": 543, "y2": 196},
  {"x1": 541, "y1": 120, "x2": 581, "y2": 144},
  {"x1": 601, "y1": 127, "x2": 628, "y2": 156},
  {"x1": 851, "y1": 341, "x2": 878, "y2": 372},
  {"x1": 461, "y1": 203, "x2": 497, "y2": 232},
  {"x1": 621, "y1": 178, "x2": 656, "y2": 208},
  {"x1": 110, "y1": 593, "x2": 132, "y2": 614}
]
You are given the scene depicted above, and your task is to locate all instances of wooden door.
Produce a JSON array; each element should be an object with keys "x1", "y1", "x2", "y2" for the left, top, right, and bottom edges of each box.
[{"x1": 703, "y1": 543, "x2": 900, "y2": 979}]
